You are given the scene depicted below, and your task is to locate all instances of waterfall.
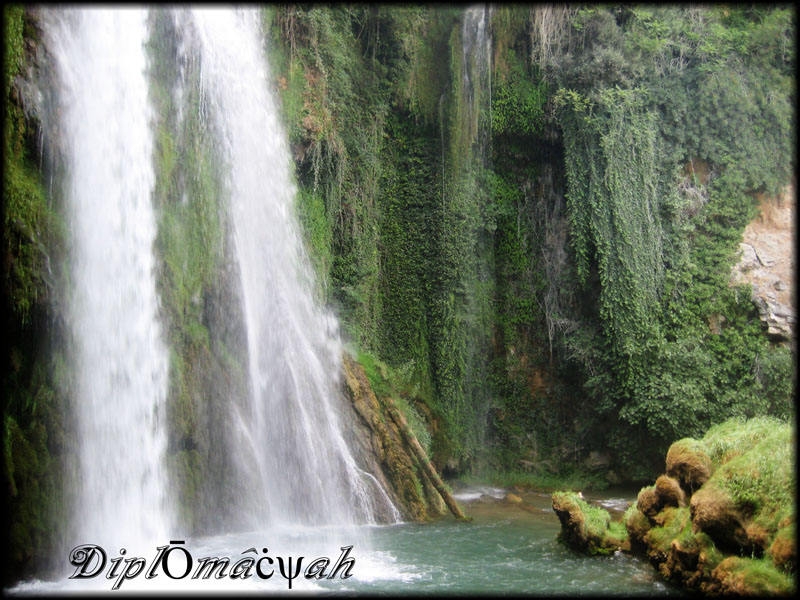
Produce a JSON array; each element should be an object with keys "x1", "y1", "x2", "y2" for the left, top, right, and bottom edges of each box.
[
  {"x1": 28, "y1": 9, "x2": 396, "y2": 588},
  {"x1": 462, "y1": 4, "x2": 492, "y2": 155},
  {"x1": 46, "y1": 9, "x2": 173, "y2": 551},
  {"x1": 183, "y1": 8, "x2": 396, "y2": 527}
]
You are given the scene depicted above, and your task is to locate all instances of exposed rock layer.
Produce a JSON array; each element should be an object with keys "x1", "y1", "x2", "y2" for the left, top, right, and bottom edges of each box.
[
  {"x1": 340, "y1": 353, "x2": 447, "y2": 522},
  {"x1": 731, "y1": 184, "x2": 796, "y2": 342}
]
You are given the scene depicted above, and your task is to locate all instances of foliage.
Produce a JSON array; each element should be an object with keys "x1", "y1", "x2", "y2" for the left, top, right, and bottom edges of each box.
[
  {"x1": 4, "y1": 5, "x2": 24, "y2": 95},
  {"x1": 480, "y1": 468, "x2": 609, "y2": 493},
  {"x1": 550, "y1": 6, "x2": 795, "y2": 472},
  {"x1": 2, "y1": 6, "x2": 70, "y2": 576},
  {"x1": 491, "y1": 48, "x2": 547, "y2": 136}
]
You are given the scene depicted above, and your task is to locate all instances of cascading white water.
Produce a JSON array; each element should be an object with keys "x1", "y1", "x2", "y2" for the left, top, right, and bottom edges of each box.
[
  {"x1": 47, "y1": 9, "x2": 173, "y2": 551},
  {"x1": 185, "y1": 8, "x2": 398, "y2": 527}
]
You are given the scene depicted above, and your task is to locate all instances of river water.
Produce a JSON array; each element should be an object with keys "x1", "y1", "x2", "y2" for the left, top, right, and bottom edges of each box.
[{"x1": 8, "y1": 484, "x2": 679, "y2": 596}]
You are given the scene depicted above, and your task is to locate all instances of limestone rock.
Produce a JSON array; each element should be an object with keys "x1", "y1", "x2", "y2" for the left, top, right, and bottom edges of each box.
[
  {"x1": 340, "y1": 353, "x2": 445, "y2": 522},
  {"x1": 731, "y1": 184, "x2": 795, "y2": 341}
]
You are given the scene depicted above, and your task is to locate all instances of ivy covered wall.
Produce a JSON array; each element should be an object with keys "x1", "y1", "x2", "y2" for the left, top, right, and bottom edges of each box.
[{"x1": 263, "y1": 4, "x2": 794, "y2": 478}]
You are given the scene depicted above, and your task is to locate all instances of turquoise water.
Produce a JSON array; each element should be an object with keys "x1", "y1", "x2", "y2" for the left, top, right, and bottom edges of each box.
[
  {"x1": 328, "y1": 485, "x2": 679, "y2": 595},
  {"x1": 7, "y1": 485, "x2": 680, "y2": 596}
]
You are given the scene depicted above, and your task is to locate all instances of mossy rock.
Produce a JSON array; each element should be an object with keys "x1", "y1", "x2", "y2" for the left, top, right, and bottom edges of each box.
[
  {"x1": 665, "y1": 438, "x2": 711, "y2": 494},
  {"x1": 768, "y1": 522, "x2": 796, "y2": 573},
  {"x1": 341, "y1": 354, "x2": 439, "y2": 522},
  {"x1": 645, "y1": 506, "x2": 691, "y2": 559},
  {"x1": 655, "y1": 474, "x2": 686, "y2": 508},
  {"x1": 693, "y1": 421, "x2": 794, "y2": 556},
  {"x1": 636, "y1": 484, "x2": 662, "y2": 518},
  {"x1": 661, "y1": 525, "x2": 723, "y2": 590},
  {"x1": 624, "y1": 503, "x2": 652, "y2": 549},
  {"x1": 710, "y1": 556, "x2": 796, "y2": 596},
  {"x1": 689, "y1": 483, "x2": 750, "y2": 554},
  {"x1": 552, "y1": 491, "x2": 627, "y2": 555}
]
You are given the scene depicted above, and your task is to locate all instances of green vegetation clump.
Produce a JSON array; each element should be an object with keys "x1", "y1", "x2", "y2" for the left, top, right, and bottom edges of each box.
[
  {"x1": 700, "y1": 420, "x2": 795, "y2": 543},
  {"x1": 646, "y1": 506, "x2": 691, "y2": 556},
  {"x1": 665, "y1": 438, "x2": 712, "y2": 492},
  {"x1": 623, "y1": 417, "x2": 796, "y2": 594},
  {"x1": 483, "y1": 468, "x2": 608, "y2": 493},
  {"x1": 712, "y1": 556, "x2": 795, "y2": 596},
  {"x1": 552, "y1": 491, "x2": 627, "y2": 555},
  {"x1": 356, "y1": 350, "x2": 433, "y2": 458}
]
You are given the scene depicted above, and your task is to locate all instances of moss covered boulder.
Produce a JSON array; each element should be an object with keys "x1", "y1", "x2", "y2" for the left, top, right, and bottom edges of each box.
[
  {"x1": 341, "y1": 353, "x2": 446, "y2": 521},
  {"x1": 552, "y1": 491, "x2": 628, "y2": 555},
  {"x1": 554, "y1": 417, "x2": 795, "y2": 597},
  {"x1": 634, "y1": 417, "x2": 796, "y2": 595},
  {"x1": 665, "y1": 438, "x2": 712, "y2": 493},
  {"x1": 709, "y1": 556, "x2": 795, "y2": 596}
]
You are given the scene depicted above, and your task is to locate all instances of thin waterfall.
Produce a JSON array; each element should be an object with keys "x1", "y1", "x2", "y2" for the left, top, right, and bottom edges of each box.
[
  {"x1": 46, "y1": 9, "x2": 173, "y2": 551},
  {"x1": 184, "y1": 8, "x2": 398, "y2": 527},
  {"x1": 462, "y1": 4, "x2": 492, "y2": 156}
]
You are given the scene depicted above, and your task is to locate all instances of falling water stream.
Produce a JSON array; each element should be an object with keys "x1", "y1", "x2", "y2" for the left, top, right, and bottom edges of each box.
[
  {"x1": 6, "y1": 7, "x2": 676, "y2": 596},
  {"x1": 186, "y1": 8, "x2": 396, "y2": 528},
  {"x1": 48, "y1": 8, "x2": 173, "y2": 555}
]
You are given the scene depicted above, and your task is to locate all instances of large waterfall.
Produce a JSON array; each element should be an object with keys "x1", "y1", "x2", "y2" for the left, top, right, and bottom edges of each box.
[
  {"x1": 185, "y1": 8, "x2": 395, "y2": 527},
  {"x1": 39, "y1": 7, "x2": 395, "y2": 584},
  {"x1": 47, "y1": 8, "x2": 173, "y2": 553}
]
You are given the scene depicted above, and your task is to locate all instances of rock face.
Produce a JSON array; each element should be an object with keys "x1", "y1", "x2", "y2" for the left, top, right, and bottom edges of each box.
[
  {"x1": 340, "y1": 353, "x2": 447, "y2": 522},
  {"x1": 731, "y1": 184, "x2": 795, "y2": 342}
]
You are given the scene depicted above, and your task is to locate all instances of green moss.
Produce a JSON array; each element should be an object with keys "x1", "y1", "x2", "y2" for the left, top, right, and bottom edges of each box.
[
  {"x1": 703, "y1": 419, "x2": 794, "y2": 536},
  {"x1": 624, "y1": 503, "x2": 652, "y2": 542},
  {"x1": 604, "y1": 518, "x2": 628, "y2": 548},
  {"x1": 3, "y1": 103, "x2": 63, "y2": 325},
  {"x1": 295, "y1": 187, "x2": 333, "y2": 299},
  {"x1": 557, "y1": 491, "x2": 610, "y2": 539},
  {"x1": 552, "y1": 490, "x2": 626, "y2": 555},
  {"x1": 491, "y1": 48, "x2": 547, "y2": 136},
  {"x1": 356, "y1": 350, "x2": 433, "y2": 458},
  {"x1": 4, "y1": 5, "x2": 24, "y2": 95},
  {"x1": 3, "y1": 411, "x2": 60, "y2": 566},
  {"x1": 646, "y1": 506, "x2": 691, "y2": 555},
  {"x1": 169, "y1": 449, "x2": 204, "y2": 530},
  {"x1": 701, "y1": 416, "x2": 787, "y2": 469},
  {"x1": 716, "y1": 556, "x2": 796, "y2": 596}
]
